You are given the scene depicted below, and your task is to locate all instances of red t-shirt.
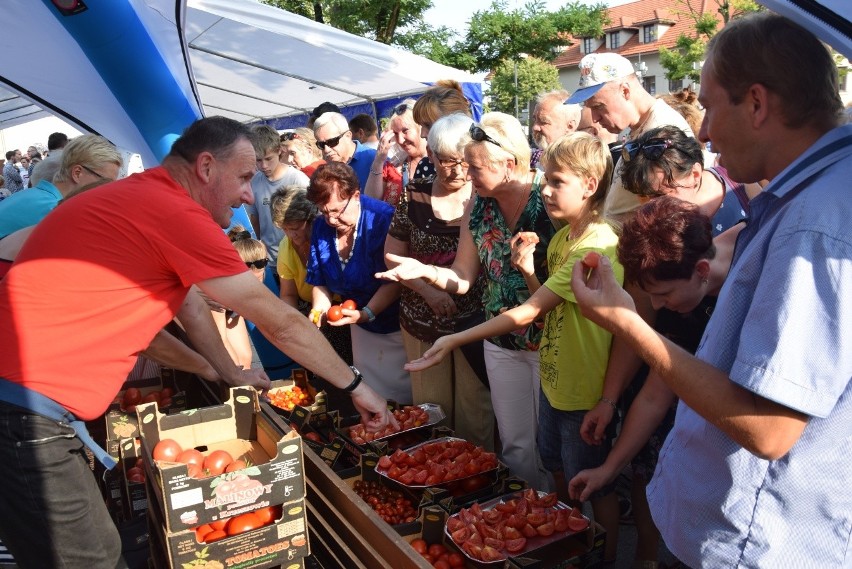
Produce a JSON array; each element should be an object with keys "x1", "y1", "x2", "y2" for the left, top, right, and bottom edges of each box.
[{"x1": 0, "y1": 167, "x2": 247, "y2": 420}]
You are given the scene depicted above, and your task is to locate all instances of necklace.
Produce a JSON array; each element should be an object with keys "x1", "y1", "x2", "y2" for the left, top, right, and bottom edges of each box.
[
  {"x1": 507, "y1": 182, "x2": 530, "y2": 230},
  {"x1": 337, "y1": 222, "x2": 358, "y2": 269}
]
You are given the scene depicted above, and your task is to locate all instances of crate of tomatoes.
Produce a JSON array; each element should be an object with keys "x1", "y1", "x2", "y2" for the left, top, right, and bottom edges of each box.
[{"x1": 105, "y1": 374, "x2": 186, "y2": 446}]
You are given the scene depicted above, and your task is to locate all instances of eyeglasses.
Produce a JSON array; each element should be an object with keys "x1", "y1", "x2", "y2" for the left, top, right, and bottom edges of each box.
[
  {"x1": 469, "y1": 124, "x2": 504, "y2": 150},
  {"x1": 316, "y1": 130, "x2": 350, "y2": 150},
  {"x1": 245, "y1": 259, "x2": 269, "y2": 270},
  {"x1": 281, "y1": 132, "x2": 300, "y2": 141},
  {"x1": 321, "y1": 195, "x2": 353, "y2": 219},
  {"x1": 621, "y1": 138, "x2": 674, "y2": 163},
  {"x1": 437, "y1": 157, "x2": 468, "y2": 170},
  {"x1": 81, "y1": 164, "x2": 110, "y2": 181},
  {"x1": 393, "y1": 102, "x2": 413, "y2": 116}
]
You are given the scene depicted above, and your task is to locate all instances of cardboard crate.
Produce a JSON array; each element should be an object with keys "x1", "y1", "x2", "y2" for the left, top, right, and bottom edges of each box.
[
  {"x1": 263, "y1": 369, "x2": 325, "y2": 422},
  {"x1": 138, "y1": 387, "x2": 306, "y2": 532},
  {"x1": 118, "y1": 437, "x2": 148, "y2": 520},
  {"x1": 106, "y1": 375, "x2": 187, "y2": 444},
  {"x1": 147, "y1": 481, "x2": 309, "y2": 569}
]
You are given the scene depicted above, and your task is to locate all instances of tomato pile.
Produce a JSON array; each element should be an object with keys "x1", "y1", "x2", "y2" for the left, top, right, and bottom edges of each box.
[
  {"x1": 409, "y1": 539, "x2": 465, "y2": 568},
  {"x1": 192, "y1": 505, "x2": 282, "y2": 543},
  {"x1": 352, "y1": 480, "x2": 417, "y2": 525},
  {"x1": 267, "y1": 385, "x2": 312, "y2": 412},
  {"x1": 348, "y1": 405, "x2": 431, "y2": 444},
  {"x1": 445, "y1": 489, "x2": 589, "y2": 563},
  {"x1": 121, "y1": 387, "x2": 175, "y2": 412},
  {"x1": 125, "y1": 457, "x2": 146, "y2": 484},
  {"x1": 152, "y1": 439, "x2": 248, "y2": 478},
  {"x1": 376, "y1": 439, "x2": 498, "y2": 487}
]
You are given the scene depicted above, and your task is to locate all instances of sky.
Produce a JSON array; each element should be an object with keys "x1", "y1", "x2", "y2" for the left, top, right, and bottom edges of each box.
[{"x1": 425, "y1": 0, "x2": 635, "y2": 37}]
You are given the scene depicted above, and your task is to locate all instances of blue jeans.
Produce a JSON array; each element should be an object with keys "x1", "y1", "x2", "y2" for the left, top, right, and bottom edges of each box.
[
  {"x1": 0, "y1": 401, "x2": 124, "y2": 568},
  {"x1": 537, "y1": 391, "x2": 617, "y2": 500}
]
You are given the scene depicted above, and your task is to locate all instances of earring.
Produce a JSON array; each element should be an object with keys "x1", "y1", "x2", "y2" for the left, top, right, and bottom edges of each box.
[
  {"x1": 504, "y1": 170, "x2": 510, "y2": 183},
  {"x1": 701, "y1": 278, "x2": 709, "y2": 285}
]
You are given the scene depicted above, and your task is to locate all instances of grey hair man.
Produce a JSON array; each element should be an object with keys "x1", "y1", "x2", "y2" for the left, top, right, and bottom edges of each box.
[{"x1": 313, "y1": 111, "x2": 377, "y2": 190}]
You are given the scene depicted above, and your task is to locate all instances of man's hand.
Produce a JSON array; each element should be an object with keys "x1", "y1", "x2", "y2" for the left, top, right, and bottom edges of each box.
[
  {"x1": 580, "y1": 401, "x2": 616, "y2": 445},
  {"x1": 568, "y1": 464, "x2": 617, "y2": 503},
  {"x1": 350, "y1": 383, "x2": 399, "y2": 433},
  {"x1": 224, "y1": 366, "x2": 271, "y2": 395},
  {"x1": 570, "y1": 254, "x2": 635, "y2": 333}
]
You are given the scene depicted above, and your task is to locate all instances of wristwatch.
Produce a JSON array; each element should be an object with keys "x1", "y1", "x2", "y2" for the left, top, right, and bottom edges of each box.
[{"x1": 343, "y1": 365, "x2": 364, "y2": 393}]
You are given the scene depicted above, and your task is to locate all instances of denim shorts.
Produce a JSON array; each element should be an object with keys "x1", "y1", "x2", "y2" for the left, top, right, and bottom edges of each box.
[{"x1": 537, "y1": 390, "x2": 617, "y2": 499}]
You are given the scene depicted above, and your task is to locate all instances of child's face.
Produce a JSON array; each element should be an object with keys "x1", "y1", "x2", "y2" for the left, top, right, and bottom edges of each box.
[
  {"x1": 541, "y1": 165, "x2": 594, "y2": 224},
  {"x1": 256, "y1": 148, "x2": 285, "y2": 179}
]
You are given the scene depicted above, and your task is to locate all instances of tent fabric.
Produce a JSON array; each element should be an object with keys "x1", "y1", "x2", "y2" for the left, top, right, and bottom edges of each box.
[{"x1": 759, "y1": 0, "x2": 852, "y2": 59}]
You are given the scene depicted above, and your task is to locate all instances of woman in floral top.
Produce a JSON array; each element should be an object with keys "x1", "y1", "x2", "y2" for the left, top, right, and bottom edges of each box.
[
  {"x1": 379, "y1": 112, "x2": 556, "y2": 490},
  {"x1": 384, "y1": 113, "x2": 493, "y2": 450}
]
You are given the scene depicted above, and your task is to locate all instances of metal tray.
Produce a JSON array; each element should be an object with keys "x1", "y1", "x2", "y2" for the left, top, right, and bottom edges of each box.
[
  {"x1": 374, "y1": 436, "x2": 500, "y2": 489},
  {"x1": 347, "y1": 403, "x2": 446, "y2": 443}
]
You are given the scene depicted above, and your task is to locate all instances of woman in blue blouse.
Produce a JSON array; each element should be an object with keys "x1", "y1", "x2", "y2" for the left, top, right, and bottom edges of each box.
[{"x1": 305, "y1": 162, "x2": 410, "y2": 404}]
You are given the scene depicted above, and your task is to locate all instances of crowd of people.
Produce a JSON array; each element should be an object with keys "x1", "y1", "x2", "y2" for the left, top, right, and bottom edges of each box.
[{"x1": 0, "y1": 11, "x2": 849, "y2": 569}]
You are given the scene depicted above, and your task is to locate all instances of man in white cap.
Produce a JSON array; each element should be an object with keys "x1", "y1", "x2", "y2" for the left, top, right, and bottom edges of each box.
[{"x1": 566, "y1": 53, "x2": 693, "y2": 221}]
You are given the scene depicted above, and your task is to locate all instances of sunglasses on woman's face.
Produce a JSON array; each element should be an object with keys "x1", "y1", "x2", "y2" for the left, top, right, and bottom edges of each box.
[
  {"x1": 469, "y1": 124, "x2": 504, "y2": 149},
  {"x1": 621, "y1": 138, "x2": 674, "y2": 162},
  {"x1": 316, "y1": 130, "x2": 350, "y2": 150},
  {"x1": 245, "y1": 259, "x2": 269, "y2": 270}
]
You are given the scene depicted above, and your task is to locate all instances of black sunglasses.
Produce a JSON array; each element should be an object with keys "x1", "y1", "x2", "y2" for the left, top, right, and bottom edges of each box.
[
  {"x1": 281, "y1": 132, "x2": 300, "y2": 141},
  {"x1": 621, "y1": 138, "x2": 674, "y2": 163},
  {"x1": 245, "y1": 259, "x2": 269, "y2": 270},
  {"x1": 393, "y1": 102, "x2": 413, "y2": 116},
  {"x1": 316, "y1": 130, "x2": 350, "y2": 150},
  {"x1": 469, "y1": 124, "x2": 504, "y2": 149}
]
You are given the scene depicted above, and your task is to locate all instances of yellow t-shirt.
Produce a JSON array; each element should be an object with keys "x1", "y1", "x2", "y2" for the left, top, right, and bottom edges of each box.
[
  {"x1": 539, "y1": 222, "x2": 624, "y2": 411},
  {"x1": 276, "y1": 236, "x2": 313, "y2": 303}
]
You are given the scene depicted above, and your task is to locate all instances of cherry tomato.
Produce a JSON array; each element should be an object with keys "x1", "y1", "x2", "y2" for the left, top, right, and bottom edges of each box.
[
  {"x1": 582, "y1": 250, "x2": 601, "y2": 269},
  {"x1": 410, "y1": 538, "x2": 428, "y2": 555},
  {"x1": 327, "y1": 305, "x2": 343, "y2": 322},
  {"x1": 341, "y1": 299, "x2": 357, "y2": 310},
  {"x1": 152, "y1": 439, "x2": 182, "y2": 462},
  {"x1": 226, "y1": 512, "x2": 265, "y2": 536},
  {"x1": 447, "y1": 553, "x2": 465, "y2": 567},
  {"x1": 433, "y1": 560, "x2": 451, "y2": 569},
  {"x1": 203, "y1": 450, "x2": 234, "y2": 475},
  {"x1": 428, "y1": 543, "x2": 448, "y2": 558}
]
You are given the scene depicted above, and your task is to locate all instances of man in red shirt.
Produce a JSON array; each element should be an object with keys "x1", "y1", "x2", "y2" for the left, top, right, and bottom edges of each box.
[{"x1": 0, "y1": 117, "x2": 393, "y2": 568}]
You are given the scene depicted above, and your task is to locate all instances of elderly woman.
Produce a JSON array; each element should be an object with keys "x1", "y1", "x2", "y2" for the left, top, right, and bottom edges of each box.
[
  {"x1": 379, "y1": 112, "x2": 555, "y2": 489},
  {"x1": 384, "y1": 113, "x2": 494, "y2": 450},
  {"x1": 365, "y1": 99, "x2": 429, "y2": 207},
  {"x1": 306, "y1": 162, "x2": 410, "y2": 404},
  {"x1": 620, "y1": 125, "x2": 753, "y2": 235},
  {"x1": 569, "y1": 196, "x2": 743, "y2": 567},
  {"x1": 281, "y1": 128, "x2": 325, "y2": 177}
]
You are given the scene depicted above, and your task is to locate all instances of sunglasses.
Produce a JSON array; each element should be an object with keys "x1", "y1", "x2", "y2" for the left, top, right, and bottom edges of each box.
[
  {"x1": 316, "y1": 130, "x2": 350, "y2": 150},
  {"x1": 281, "y1": 132, "x2": 300, "y2": 141},
  {"x1": 469, "y1": 124, "x2": 504, "y2": 149},
  {"x1": 81, "y1": 164, "x2": 110, "y2": 181},
  {"x1": 393, "y1": 102, "x2": 413, "y2": 116},
  {"x1": 621, "y1": 138, "x2": 674, "y2": 162},
  {"x1": 245, "y1": 259, "x2": 269, "y2": 270}
]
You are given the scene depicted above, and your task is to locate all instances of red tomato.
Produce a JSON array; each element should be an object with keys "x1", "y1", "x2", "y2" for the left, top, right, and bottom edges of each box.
[
  {"x1": 341, "y1": 299, "x2": 357, "y2": 310},
  {"x1": 152, "y1": 439, "x2": 182, "y2": 462},
  {"x1": 141, "y1": 392, "x2": 160, "y2": 405},
  {"x1": 157, "y1": 397, "x2": 172, "y2": 410},
  {"x1": 447, "y1": 553, "x2": 465, "y2": 568},
  {"x1": 126, "y1": 466, "x2": 145, "y2": 484},
  {"x1": 327, "y1": 305, "x2": 343, "y2": 322},
  {"x1": 159, "y1": 387, "x2": 175, "y2": 399},
  {"x1": 428, "y1": 543, "x2": 447, "y2": 558},
  {"x1": 203, "y1": 450, "x2": 233, "y2": 475},
  {"x1": 176, "y1": 449, "x2": 205, "y2": 467},
  {"x1": 204, "y1": 530, "x2": 227, "y2": 543},
  {"x1": 225, "y1": 459, "x2": 247, "y2": 473},
  {"x1": 254, "y1": 505, "x2": 281, "y2": 525},
  {"x1": 410, "y1": 538, "x2": 428, "y2": 555},
  {"x1": 186, "y1": 463, "x2": 203, "y2": 479},
  {"x1": 121, "y1": 388, "x2": 142, "y2": 409},
  {"x1": 210, "y1": 520, "x2": 228, "y2": 531},
  {"x1": 304, "y1": 432, "x2": 323, "y2": 443},
  {"x1": 581, "y1": 251, "x2": 601, "y2": 269},
  {"x1": 433, "y1": 560, "x2": 450, "y2": 569},
  {"x1": 225, "y1": 512, "x2": 265, "y2": 536},
  {"x1": 194, "y1": 524, "x2": 214, "y2": 543}
]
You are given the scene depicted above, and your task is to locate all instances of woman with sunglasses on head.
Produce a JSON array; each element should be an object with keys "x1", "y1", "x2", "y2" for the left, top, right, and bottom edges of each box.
[
  {"x1": 621, "y1": 125, "x2": 753, "y2": 235},
  {"x1": 281, "y1": 128, "x2": 325, "y2": 177},
  {"x1": 378, "y1": 112, "x2": 556, "y2": 490},
  {"x1": 306, "y1": 162, "x2": 411, "y2": 404},
  {"x1": 365, "y1": 99, "x2": 429, "y2": 208},
  {"x1": 383, "y1": 113, "x2": 494, "y2": 450},
  {"x1": 569, "y1": 196, "x2": 744, "y2": 568}
]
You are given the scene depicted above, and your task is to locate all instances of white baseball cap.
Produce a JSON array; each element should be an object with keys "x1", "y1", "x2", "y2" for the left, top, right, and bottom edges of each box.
[{"x1": 565, "y1": 53, "x2": 636, "y2": 105}]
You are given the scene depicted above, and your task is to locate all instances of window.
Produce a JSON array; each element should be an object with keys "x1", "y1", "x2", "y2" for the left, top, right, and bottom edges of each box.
[
  {"x1": 643, "y1": 76, "x2": 656, "y2": 96},
  {"x1": 583, "y1": 38, "x2": 594, "y2": 54},
  {"x1": 609, "y1": 33, "x2": 620, "y2": 49},
  {"x1": 643, "y1": 25, "x2": 656, "y2": 43},
  {"x1": 669, "y1": 78, "x2": 684, "y2": 92}
]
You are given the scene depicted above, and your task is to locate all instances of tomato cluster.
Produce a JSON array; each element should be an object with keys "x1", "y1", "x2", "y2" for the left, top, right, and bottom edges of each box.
[
  {"x1": 192, "y1": 505, "x2": 282, "y2": 543},
  {"x1": 267, "y1": 385, "x2": 312, "y2": 412},
  {"x1": 125, "y1": 457, "x2": 146, "y2": 484},
  {"x1": 352, "y1": 480, "x2": 417, "y2": 525},
  {"x1": 376, "y1": 439, "x2": 498, "y2": 487},
  {"x1": 446, "y1": 489, "x2": 589, "y2": 563},
  {"x1": 152, "y1": 439, "x2": 247, "y2": 479},
  {"x1": 409, "y1": 539, "x2": 465, "y2": 568},
  {"x1": 121, "y1": 387, "x2": 175, "y2": 412},
  {"x1": 326, "y1": 299, "x2": 357, "y2": 322},
  {"x1": 348, "y1": 405, "x2": 430, "y2": 444}
]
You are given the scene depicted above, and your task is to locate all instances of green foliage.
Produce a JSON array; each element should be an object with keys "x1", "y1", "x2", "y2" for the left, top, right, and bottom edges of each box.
[{"x1": 488, "y1": 57, "x2": 561, "y2": 116}]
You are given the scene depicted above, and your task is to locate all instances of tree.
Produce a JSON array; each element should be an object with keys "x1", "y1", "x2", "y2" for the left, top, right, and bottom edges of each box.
[
  {"x1": 459, "y1": 0, "x2": 608, "y2": 73},
  {"x1": 488, "y1": 56, "x2": 561, "y2": 116},
  {"x1": 659, "y1": 0, "x2": 761, "y2": 83}
]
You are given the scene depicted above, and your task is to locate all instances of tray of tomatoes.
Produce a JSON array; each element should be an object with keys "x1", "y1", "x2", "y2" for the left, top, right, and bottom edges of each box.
[
  {"x1": 347, "y1": 403, "x2": 444, "y2": 445},
  {"x1": 265, "y1": 384, "x2": 314, "y2": 413},
  {"x1": 375, "y1": 437, "x2": 500, "y2": 489},
  {"x1": 445, "y1": 488, "x2": 590, "y2": 564}
]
